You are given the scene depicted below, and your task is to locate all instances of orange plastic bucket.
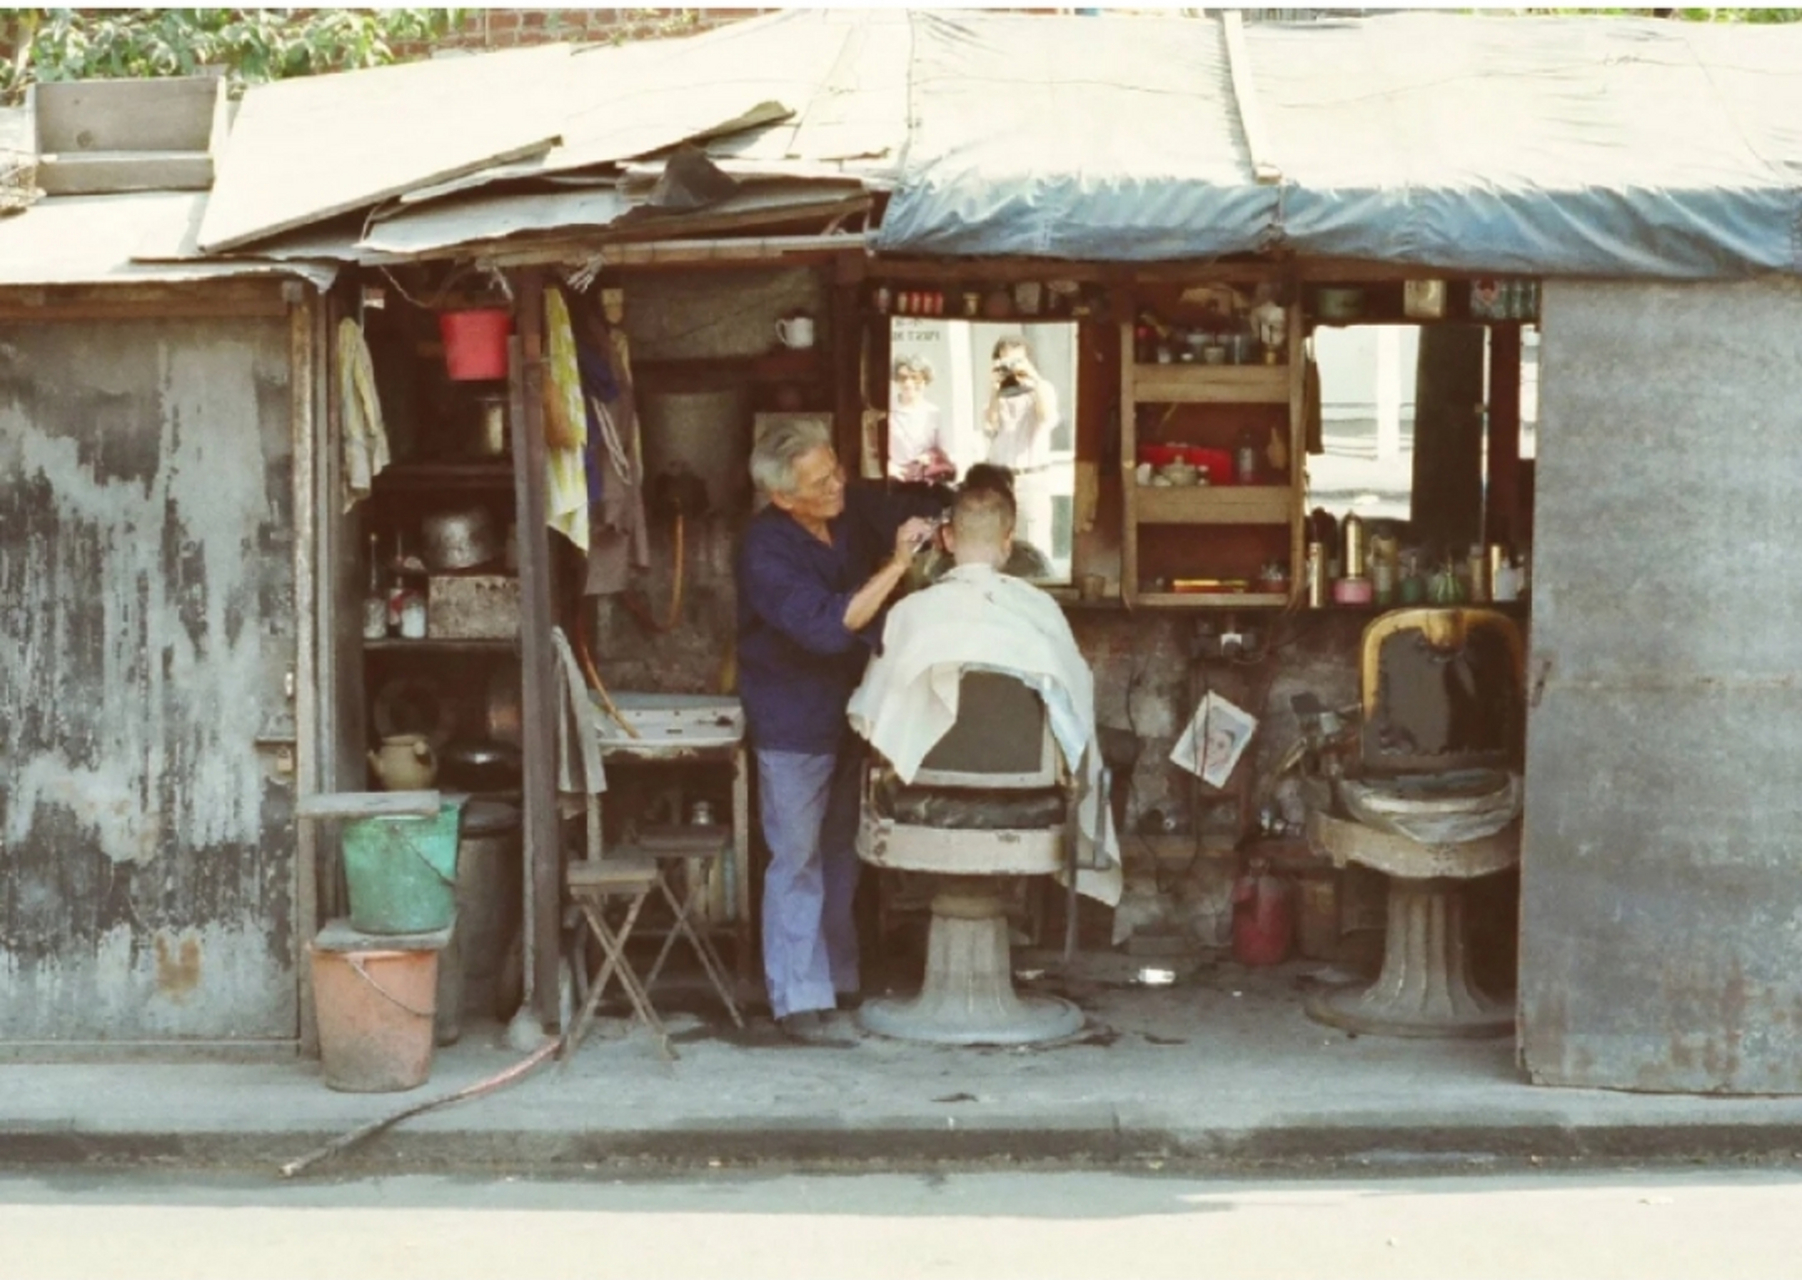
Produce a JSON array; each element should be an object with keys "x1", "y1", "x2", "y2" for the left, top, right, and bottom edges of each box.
[
  {"x1": 438, "y1": 308, "x2": 512, "y2": 381},
  {"x1": 309, "y1": 943, "x2": 439, "y2": 1092}
]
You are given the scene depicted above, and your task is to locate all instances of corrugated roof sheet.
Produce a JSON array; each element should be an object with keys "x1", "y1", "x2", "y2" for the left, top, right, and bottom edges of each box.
[{"x1": 0, "y1": 192, "x2": 334, "y2": 288}]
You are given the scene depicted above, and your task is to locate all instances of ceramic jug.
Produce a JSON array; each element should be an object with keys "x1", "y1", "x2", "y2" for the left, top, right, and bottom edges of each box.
[{"x1": 368, "y1": 734, "x2": 437, "y2": 791}]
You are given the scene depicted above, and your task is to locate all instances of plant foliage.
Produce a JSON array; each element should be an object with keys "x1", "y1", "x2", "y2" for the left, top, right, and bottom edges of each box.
[{"x1": 1, "y1": 8, "x2": 467, "y2": 101}]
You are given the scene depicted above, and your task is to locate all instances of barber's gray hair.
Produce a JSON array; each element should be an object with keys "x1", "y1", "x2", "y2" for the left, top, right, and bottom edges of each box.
[{"x1": 749, "y1": 416, "x2": 834, "y2": 498}]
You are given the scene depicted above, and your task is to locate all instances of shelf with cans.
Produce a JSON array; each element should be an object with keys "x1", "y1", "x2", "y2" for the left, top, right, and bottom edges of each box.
[
  {"x1": 1119, "y1": 279, "x2": 1308, "y2": 609},
  {"x1": 1301, "y1": 510, "x2": 1531, "y2": 612}
]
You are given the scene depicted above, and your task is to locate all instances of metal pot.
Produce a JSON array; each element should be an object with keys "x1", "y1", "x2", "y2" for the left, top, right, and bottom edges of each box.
[
  {"x1": 422, "y1": 507, "x2": 499, "y2": 571},
  {"x1": 438, "y1": 740, "x2": 522, "y2": 793}
]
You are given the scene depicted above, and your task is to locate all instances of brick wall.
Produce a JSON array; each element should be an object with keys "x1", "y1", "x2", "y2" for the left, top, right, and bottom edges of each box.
[{"x1": 385, "y1": 8, "x2": 765, "y2": 60}]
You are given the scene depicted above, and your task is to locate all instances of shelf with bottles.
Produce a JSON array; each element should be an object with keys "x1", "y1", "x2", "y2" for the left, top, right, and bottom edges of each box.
[
  {"x1": 1129, "y1": 363, "x2": 1289, "y2": 405},
  {"x1": 1118, "y1": 282, "x2": 1306, "y2": 610}
]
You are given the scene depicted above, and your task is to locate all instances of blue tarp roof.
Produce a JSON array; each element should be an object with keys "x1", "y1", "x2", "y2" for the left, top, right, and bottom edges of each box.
[
  {"x1": 876, "y1": 11, "x2": 1802, "y2": 279},
  {"x1": 184, "y1": 9, "x2": 1802, "y2": 280}
]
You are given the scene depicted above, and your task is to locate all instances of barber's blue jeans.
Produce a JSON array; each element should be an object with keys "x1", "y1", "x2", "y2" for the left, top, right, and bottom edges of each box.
[{"x1": 756, "y1": 748, "x2": 862, "y2": 1020}]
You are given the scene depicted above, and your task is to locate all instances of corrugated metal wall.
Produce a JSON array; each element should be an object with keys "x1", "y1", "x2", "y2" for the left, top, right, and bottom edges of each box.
[
  {"x1": 1520, "y1": 277, "x2": 1802, "y2": 1093},
  {"x1": 0, "y1": 307, "x2": 300, "y2": 1044}
]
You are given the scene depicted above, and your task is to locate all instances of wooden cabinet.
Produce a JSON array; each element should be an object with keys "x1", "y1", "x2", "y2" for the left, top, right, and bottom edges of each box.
[{"x1": 1119, "y1": 291, "x2": 1305, "y2": 609}]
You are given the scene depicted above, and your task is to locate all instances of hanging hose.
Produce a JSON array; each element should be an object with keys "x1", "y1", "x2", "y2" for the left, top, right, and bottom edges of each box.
[{"x1": 573, "y1": 605, "x2": 639, "y2": 740}]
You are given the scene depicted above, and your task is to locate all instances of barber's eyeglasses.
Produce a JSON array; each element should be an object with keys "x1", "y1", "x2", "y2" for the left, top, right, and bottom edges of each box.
[{"x1": 796, "y1": 462, "x2": 846, "y2": 497}]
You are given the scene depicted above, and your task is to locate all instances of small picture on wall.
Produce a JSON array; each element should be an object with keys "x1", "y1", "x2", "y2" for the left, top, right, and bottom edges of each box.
[{"x1": 1170, "y1": 691, "x2": 1258, "y2": 789}]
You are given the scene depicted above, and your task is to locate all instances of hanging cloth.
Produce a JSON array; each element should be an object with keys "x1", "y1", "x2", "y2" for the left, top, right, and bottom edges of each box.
[
  {"x1": 579, "y1": 305, "x2": 652, "y2": 596},
  {"x1": 337, "y1": 317, "x2": 390, "y2": 512},
  {"x1": 543, "y1": 287, "x2": 590, "y2": 551}
]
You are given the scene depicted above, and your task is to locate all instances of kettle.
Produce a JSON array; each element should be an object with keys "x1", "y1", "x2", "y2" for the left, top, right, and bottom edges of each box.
[{"x1": 368, "y1": 734, "x2": 437, "y2": 791}]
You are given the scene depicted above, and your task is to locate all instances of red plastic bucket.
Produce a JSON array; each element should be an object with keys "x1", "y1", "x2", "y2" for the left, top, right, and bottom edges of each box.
[{"x1": 438, "y1": 308, "x2": 512, "y2": 381}]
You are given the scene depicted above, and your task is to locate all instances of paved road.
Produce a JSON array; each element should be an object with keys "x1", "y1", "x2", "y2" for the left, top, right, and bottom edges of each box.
[{"x1": 4, "y1": 1167, "x2": 1800, "y2": 1279}]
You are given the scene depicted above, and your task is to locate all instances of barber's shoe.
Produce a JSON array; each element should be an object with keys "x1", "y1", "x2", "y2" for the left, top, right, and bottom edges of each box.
[
  {"x1": 777, "y1": 1010, "x2": 859, "y2": 1047},
  {"x1": 835, "y1": 989, "x2": 864, "y2": 1012}
]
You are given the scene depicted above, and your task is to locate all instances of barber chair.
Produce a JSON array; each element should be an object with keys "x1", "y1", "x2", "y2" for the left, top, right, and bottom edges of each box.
[
  {"x1": 1302, "y1": 608, "x2": 1525, "y2": 1039},
  {"x1": 856, "y1": 671, "x2": 1086, "y2": 1046}
]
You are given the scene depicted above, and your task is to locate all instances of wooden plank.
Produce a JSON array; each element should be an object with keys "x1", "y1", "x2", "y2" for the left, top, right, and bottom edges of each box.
[
  {"x1": 1132, "y1": 485, "x2": 1293, "y2": 526},
  {"x1": 1131, "y1": 363, "x2": 1288, "y2": 404},
  {"x1": 296, "y1": 790, "x2": 443, "y2": 820},
  {"x1": 1133, "y1": 592, "x2": 1292, "y2": 610},
  {"x1": 1119, "y1": 319, "x2": 1141, "y2": 605}
]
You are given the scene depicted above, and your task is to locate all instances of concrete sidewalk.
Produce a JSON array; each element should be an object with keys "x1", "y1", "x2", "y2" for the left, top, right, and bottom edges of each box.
[{"x1": 6, "y1": 961, "x2": 1802, "y2": 1177}]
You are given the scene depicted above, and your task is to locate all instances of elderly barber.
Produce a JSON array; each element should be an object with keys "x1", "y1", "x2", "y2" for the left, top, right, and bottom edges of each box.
[{"x1": 736, "y1": 417, "x2": 944, "y2": 1045}]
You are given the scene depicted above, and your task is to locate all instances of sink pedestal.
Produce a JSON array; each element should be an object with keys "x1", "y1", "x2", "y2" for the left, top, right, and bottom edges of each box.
[
  {"x1": 1305, "y1": 809, "x2": 1514, "y2": 1040},
  {"x1": 858, "y1": 878, "x2": 1082, "y2": 1046}
]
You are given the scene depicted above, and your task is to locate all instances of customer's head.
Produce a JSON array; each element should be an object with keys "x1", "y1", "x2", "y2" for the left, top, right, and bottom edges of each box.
[
  {"x1": 944, "y1": 486, "x2": 1015, "y2": 569},
  {"x1": 750, "y1": 416, "x2": 843, "y2": 522},
  {"x1": 961, "y1": 463, "x2": 1018, "y2": 512}
]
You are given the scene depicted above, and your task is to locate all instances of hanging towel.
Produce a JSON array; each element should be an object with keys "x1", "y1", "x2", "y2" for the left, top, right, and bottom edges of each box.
[
  {"x1": 543, "y1": 288, "x2": 590, "y2": 551},
  {"x1": 338, "y1": 317, "x2": 390, "y2": 512},
  {"x1": 551, "y1": 626, "x2": 606, "y2": 799}
]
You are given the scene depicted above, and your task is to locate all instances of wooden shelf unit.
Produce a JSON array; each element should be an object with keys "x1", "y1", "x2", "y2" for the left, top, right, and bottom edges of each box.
[{"x1": 1120, "y1": 286, "x2": 1306, "y2": 609}]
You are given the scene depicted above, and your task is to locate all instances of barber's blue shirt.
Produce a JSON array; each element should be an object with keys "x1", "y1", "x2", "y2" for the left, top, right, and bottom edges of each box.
[{"x1": 736, "y1": 483, "x2": 945, "y2": 754}]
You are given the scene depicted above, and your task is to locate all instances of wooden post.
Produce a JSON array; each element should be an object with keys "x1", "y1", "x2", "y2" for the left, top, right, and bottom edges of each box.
[
  {"x1": 289, "y1": 288, "x2": 320, "y2": 1057},
  {"x1": 509, "y1": 270, "x2": 563, "y2": 1030},
  {"x1": 1485, "y1": 324, "x2": 1523, "y2": 548},
  {"x1": 1409, "y1": 324, "x2": 1487, "y2": 559}
]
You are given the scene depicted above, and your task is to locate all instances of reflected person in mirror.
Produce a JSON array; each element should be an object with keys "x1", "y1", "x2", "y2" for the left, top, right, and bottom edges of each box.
[
  {"x1": 886, "y1": 355, "x2": 955, "y2": 484},
  {"x1": 982, "y1": 336, "x2": 1060, "y2": 558},
  {"x1": 736, "y1": 417, "x2": 947, "y2": 1046}
]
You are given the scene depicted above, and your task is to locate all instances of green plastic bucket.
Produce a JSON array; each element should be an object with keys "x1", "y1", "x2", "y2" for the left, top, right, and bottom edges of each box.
[{"x1": 341, "y1": 801, "x2": 463, "y2": 935}]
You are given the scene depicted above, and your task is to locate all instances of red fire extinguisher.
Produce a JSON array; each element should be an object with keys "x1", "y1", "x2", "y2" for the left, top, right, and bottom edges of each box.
[{"x1": 1232, "y1": 858, "x2": 1296, "y2": 966}]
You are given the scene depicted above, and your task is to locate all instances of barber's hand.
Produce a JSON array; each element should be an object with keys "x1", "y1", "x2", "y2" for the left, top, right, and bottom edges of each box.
[{"x1": 892, "y1": 517, "x2": 938, "y2": 565}]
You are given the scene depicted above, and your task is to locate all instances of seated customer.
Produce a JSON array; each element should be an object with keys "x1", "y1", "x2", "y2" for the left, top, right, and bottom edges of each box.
[
  {"x1": 846, "y1": 487, "x2": 1122, "y2": 905},
  {"x1": 913, "y1": 463, "x2": 1054, "y2": 586}
]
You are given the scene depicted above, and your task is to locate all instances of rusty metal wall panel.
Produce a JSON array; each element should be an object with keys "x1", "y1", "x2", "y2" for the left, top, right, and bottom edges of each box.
[
  {"x1": 1520, "y1": 277, "x2": 1802, "y2": 1093},
  {"x1": 0, "y1": 314, "x2": 298, "y2": 1042}
]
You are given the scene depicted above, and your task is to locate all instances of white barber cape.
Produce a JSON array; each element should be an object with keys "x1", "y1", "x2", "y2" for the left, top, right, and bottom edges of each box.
[{"x1": 847, "y1": 564, "x2": 1123, "y2": 905}]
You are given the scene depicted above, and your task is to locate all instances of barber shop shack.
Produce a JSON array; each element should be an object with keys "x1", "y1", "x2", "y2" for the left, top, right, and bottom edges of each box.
[{"x1": 11, "y1": 10, "x2": 1802, "y2": 1103}]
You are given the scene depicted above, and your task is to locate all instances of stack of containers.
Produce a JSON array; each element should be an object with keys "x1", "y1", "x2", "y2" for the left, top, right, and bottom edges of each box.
[{"x1": 310, "y1": 797, "x2": 464, "y2": 1092}]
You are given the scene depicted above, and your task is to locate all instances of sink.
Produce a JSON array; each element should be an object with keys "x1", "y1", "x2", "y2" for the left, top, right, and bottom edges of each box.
[{"x1": 593, "y1": 691, "x2": 744, "y2": 752}]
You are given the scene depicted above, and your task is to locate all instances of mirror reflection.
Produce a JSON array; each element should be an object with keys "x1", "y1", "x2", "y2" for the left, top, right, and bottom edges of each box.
[{"x1": 887, "y1": 318, "x2": 1077, "y2": 581}]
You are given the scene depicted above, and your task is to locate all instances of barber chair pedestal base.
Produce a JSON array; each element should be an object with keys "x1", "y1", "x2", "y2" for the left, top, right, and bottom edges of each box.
[
  {"x1": 859, "y1": 878, "x2": 1082, "y2": 1047},
  {"x1": 1305, "y1": 877, "x2": 1513, "y2": 1039}
]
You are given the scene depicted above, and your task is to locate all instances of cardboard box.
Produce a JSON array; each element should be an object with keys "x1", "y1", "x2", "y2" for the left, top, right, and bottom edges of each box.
[{"x1": 427, "y1": 574, "x2": 519, "y2": 639}]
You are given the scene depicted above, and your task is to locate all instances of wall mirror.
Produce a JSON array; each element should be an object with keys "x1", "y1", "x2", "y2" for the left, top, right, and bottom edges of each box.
[{"x1": 886, "y1": 318, "x2": 1078, "y2": 582}]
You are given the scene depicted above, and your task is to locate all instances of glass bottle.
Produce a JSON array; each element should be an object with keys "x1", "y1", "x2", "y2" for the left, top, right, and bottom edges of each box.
[{"x1": 361, "y1": 532, "x2": 388, "y2": 640}]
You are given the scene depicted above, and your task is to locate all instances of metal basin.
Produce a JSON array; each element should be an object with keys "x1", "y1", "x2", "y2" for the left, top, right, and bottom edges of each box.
[{"x1": 594, "y1": 692, "x2": 744, "y2": 753}]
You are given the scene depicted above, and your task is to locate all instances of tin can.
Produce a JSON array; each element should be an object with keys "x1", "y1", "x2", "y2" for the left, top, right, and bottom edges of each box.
[
  {"x1": 872, "y1": 286, "x2": 891, "y2": 314},
  {"x1": 1305, "y1": 542, "x2": 1328, "y2": 609},
  {"x1": 1467, "y1": 545, "x2": 1490, "y2": 602}
]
